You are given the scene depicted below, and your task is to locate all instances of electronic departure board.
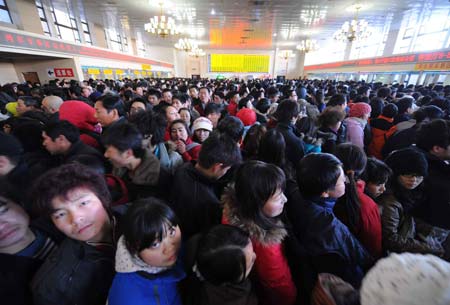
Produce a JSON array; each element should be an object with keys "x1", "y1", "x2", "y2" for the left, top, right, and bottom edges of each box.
[{"x1": 209, "y1": 54, "x2": 270, "y2": 73}]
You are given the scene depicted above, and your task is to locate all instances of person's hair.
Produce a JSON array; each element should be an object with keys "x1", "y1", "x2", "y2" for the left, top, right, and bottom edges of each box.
[
  {"x1": 172, "y1": 94, "x2": 187, "y2": 104},
  {"x1": 296, "y1": 153, "x2": 343, "y2": 198},
  {"x1": 318, "y1": 107, "x2": 346, "y2": 128},
  {"x1": 334, "y1": 143, "x2": 367, "y2": 231},
  {"x1": 396, "y1": 97, "x2": 414, "y2": 114},
  {"x1": 275, "y1": 99, "x2": 300, "y2": 123},
  {"x1": 32, "y1": 163, "x2": 111, "y2": 217},
  {"x1": 44, "y1": 120, "x2": 80, "y2": 144},
  {"x1": 233, "y1": 161, "x2": 286, "y2": 229},
  {"x1": 238, "y1": 97, "x2": 251, "y2": 110},
  {"x1": 255, "y1": 98, "x2": 271, "y2": 114},
  {"x1": 217, "y1": 116, "x2": 244, "y2": 143},
  {"x1": 357, "y1": 85, "x2": 370, "y2": 96},
  {"x1": 147, "y1": 88, "x2": 161, "y2": 99},
  {"x1": 196, "y1": 225, "x2": 251, "y2": 285},
  {"x1": 381, "y1": 103, "x2": 398, "y2": 118},
  {"x1": 18, "y1": 96, "x2": 40, "y2": 109},
  {"x1": 413, "y1": 105, "x2": 444, "y2": 123},
  {"x1": 162, "y1": 88, "x2": 172, "y2": 95},
  {"x1": 416, "y1": 119, "x2": 450, "y2": 152},
  {"x1": 213, "y1": 91, "x2": 224, "y2": 100},
  {"x1": 169, "y1": 119, "x2": 191, "y2": 138},
  {"x1": 199, "y1": 87, "x2": 210, "y2": 94},
  {"x1": 96, "y1": 93, "x2": 125, "y2": 116},
  {"x1": 123, "y1": 198, "x2": 179, "y2": 256},
  {"x1": 198, "y1": 132, "x2": 242, "y2": 169},
  {"x1": 102, "y1": 122, "x2": 145, "y2": 158},
  {"x1": 296, "y1": 116, "x2": 318, "y2": 143},
  {"x1": 370, "y1": 97, "x2": 385, "y2": 119},
  {"x1": 242, "y1": 124, "x2": 267, "y2": 160},
  {"x1": 204, "y1": 102, "x2": 222, "y2": 116},
  {"x1": 258, "y1": 129, "x2": 286, "y2": 169},
  {"x1": 327, "y1": 94, "x2": 347, "y2": 107},
  {"x1": 362, "y1": 157, "x2": 392, "y2": 185},
  {"x1": 377, "y1": 87, "x2": 391, "y2": 98}
]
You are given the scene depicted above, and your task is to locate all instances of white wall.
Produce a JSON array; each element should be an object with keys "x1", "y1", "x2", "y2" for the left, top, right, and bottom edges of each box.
[
  {"x1": 13, "y1": 58, "x2": 80, "y2": 83},
  {"x1": 0, "y1": 62, "x2": 19, "y2": 84}
]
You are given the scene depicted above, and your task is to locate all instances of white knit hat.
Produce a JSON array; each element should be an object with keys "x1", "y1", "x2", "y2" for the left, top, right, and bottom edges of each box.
[
  {"x1": 192, "y1": 117, "x2": 213, "y2": 132},
  {"x1": 361, "y1": 253, "x2": 450, "y2": 305}
]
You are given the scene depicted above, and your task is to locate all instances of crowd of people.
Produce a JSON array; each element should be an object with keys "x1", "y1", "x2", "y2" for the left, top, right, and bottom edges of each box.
[{"x1": 1, "y1": 77, "x2": 450, "y2": 305}]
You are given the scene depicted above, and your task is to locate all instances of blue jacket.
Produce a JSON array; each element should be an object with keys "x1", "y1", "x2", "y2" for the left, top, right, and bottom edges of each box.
[
  {"x1": 108, "y1": 236, "x2": 186, "y2": 305},
  {"x1": 275, "y1": 122, "x2": 305, "y2": 167}
]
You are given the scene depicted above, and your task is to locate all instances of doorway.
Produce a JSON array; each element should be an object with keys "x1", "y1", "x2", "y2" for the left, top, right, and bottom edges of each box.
[{"x1": 22, "y1": 72, "x2": 40, "y2": 84}]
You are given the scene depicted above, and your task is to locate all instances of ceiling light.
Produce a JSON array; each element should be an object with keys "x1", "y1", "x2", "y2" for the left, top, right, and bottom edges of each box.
[
  {"x1": 334, "y1": 4, "x2": 371, "y2": 42},
  {"x1": 144, "y1": 2, "x2": 180, "y2": 38},
  {"x1": 189, "y1": 47, "x2": 206, "y2": 57},
  {"x1": 174, "y1": 38, "x2": 198, "y2": 51},
  {"x1": 278, "y1": 50, "x2": 295, "y2": 60},
  {"x1": 296, "y1": 39, "x2": 318, "y2": 53},
  {"x1": 211, "y1": 9, "x2": 215, "y2": 15}
]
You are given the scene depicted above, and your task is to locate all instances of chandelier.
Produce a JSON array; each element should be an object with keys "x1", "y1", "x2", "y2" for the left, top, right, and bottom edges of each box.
[
  {"x1": 145, "y1": 3, "x2": 180, "y2": 38},
  {"x1": 278, "y1": 50, "x2": 296, "y2": 60},
  {"x1": 333, "y1": 5, "x2": 371, "y2": 42},
  {"x1": 189, "y1": 48, "x2": 206, "y2": 57},
  {"x1": 296, "y1": 39, "x2": 318, "y2": 53},
  {"x1": 174, "y1": 38, "x2": 198, "y2": 52}
]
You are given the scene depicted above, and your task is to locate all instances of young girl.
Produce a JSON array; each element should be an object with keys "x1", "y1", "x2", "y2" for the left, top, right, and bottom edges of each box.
[
  {"x1": 169, "y1": 119, "x2": 201, "y2": 162},
  {"x1": 194, "y1": 224, "x2": 258, "y2": 305},
  {"x1": 108, "y1": 198, "x2": 185, "y2": 305},
  {"x1": 222, "y1": 161, "x2": 297, "y2": 305},
  {"x1": 334, "y1": 143, "x2": 382, "y2": 258},
  {"x1": 192, "y1": 117, "x2": 213, "y2": 144}
]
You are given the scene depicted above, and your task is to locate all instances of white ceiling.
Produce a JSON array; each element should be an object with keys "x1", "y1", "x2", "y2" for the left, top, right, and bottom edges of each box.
[{"x1": 53, "y1": 0, "x2": 450, "y2": 50}]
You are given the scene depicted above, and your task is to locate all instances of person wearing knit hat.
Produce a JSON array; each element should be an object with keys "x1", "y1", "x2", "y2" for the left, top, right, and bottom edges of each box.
[
  {"x1": 236, "y1": 108, "x2": 257, "y2": 127},
  {"x1": 378, "y1": 148, "x2": 450, "y2": 259},
  {"x1": 192, "y1": 117, "x2": 213, "y2": 144},
  {"x1": 344, "y1": 103, "x2": 372, "y2": 149},
  {"x1": 361, "y1": 253, "x2": 450, "y2": 305}
]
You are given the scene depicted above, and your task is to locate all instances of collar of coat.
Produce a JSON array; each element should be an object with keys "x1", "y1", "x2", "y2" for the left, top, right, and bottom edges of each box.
[{"x1": 222, "y1": 188, "x2": 287, "y2": 245}]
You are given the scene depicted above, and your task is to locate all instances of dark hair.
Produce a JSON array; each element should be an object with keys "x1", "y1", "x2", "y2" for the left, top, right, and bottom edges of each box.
[
  {"x1": 197, "y1": 225, "x2": 250, "y2": 285},
  {"x1": 413, "y1": 105, "x2": 444, "y2": 123},
  {"x1": 296, "y1": 153, "x2": 343, "y2": 198},
  {"x1": 275, "y1": 99, "x2": 300, "y2": 123},
  {"x1": 217, "y1": 116, "x2": 244, "y2": 143},
  {"x1": 416, "y1": 119, "x2": 450, "y2": 152},
  {"x1": 318, "y1": 107, "x2": 345, "y2": 128},
  {"x1": 362, "y1": 157, "x2": 392, "y2": 185},
  {"x1": 369, "y1": 97, "x2": 385, "y2": 119},
  {"x1": 233, "y1": 161, "x2": 286, "y2": 229},
  {"x1": 334, "y1": 144, "x2": 367, "y2": 231},
  {"x1": 96, "y1": 93, "x2": 125, "y2": 117},
  {"x1": 381, "y1": 103, "x2": 398, "y2": 118},
  {"x1": 396, "y1": 97, "x2": 414, "y2": 114},
  {"x1": 172, "y1": 94, "x2": 187, "y2": 104},
  {"x1": 258, "y1": 129, "x2": 286, "y2": 169},
  {"x1": 147, "y1": 88, "x2": 161, "y2": 99},
  {"x1": 242, "y1": 124, "x2": 267, "y2": 160},
  {"x1": 204, "y1": 102, "x2": 222, "y2": 116},
  {"x1": 377, "y1": 87, "x2": 391, "y2": 98},
  {"x1": 102, "y1": 122, "x2": 145, "y2": 158},
  {"x1": 255, "y1": 98, "x2": 271, "y2": 114},
  {"x1": 169, "y1": 119, "x2": 191, "y2": 138},
  {"x1": 32, "y1": 163, "x2": 111, "y2": 217},
  {"x1": 18, "y1": 96, "x2": 40, "y2": 109},
  {"x1": 327, "y1": 94, "x2": 347, "y2": 107},
  {"x1": 198, "y1": 132, "x2": 242, "y2": 169},
  {"x1": 123, "y1": 198, "x2": 179, "y2": 256},
  {"x1": 44, "y1": 120, "x2": 80, "y2": 144},
  {"x1": 213, "y1": 91, "x2": 225, "y2": 100},
  {"x1": 238, "y1": 97, "x2": 251, "y2": 110}
]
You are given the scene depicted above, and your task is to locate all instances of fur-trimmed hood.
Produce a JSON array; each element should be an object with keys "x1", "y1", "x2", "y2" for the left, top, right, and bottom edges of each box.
[{"x1": 222, "y1": 188, "x2": 287, "y2": 245}]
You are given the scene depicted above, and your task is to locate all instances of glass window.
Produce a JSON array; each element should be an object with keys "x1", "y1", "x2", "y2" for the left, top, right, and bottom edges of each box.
[
  {"x1": 0, "y1": 0, "x2": 12, "y2": 24},
  {"x1": 36, "y1": 0, "x2": 51, "y2": 36}
]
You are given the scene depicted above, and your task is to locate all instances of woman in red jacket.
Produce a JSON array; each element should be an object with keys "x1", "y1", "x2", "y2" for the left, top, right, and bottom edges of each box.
[
  {"x1": 222, "y1": 161, "x2": 297, "y2": 305},
  {"x1": 334, "y1": 143, "x2": 382, "y2": 258},
  {"x1": 169, "y1": 119, "x2": 201, "y2": 162}
]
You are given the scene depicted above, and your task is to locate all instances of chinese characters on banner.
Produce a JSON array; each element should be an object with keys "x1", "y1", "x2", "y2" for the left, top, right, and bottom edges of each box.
[{"x1": 53, "y1": 68, "x2": 74, "y2": 77}]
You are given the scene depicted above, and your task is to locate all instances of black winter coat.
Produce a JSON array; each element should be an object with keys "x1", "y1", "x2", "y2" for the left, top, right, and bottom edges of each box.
[{"x1": 275, "y1": 122, "x2": 305, "y2": 167}]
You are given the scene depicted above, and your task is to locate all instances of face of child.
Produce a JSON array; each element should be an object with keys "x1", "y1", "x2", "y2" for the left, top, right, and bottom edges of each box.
[
  {"x1": 194, "y1": 129, "x2": 210, "y2": 143},
  {"x1": 179, "y1": 110, "x2": 191, "y2": 125},
  {"x1": 243, "y1": 240, "x2": 256, "y2": 278},
  {"x1": 0, "y1": 198, "x2": 30, "y2": 253},
  {"x1": 326, "y1": 167, "x2": 346, "y2": 198},
  {"x1": 262, "y1": 188, "x2": 287, "y2": 218},
  {"x1": 170, "y1": 123, "x2": 188, "y2": 141},
  {"x1": 398, "y1": 174, "x2": 424, "y2": 190},
  {"x1": 366, "y1": 182, "x2": 386, "y2": 198},
  {"x1": 51, "y1": 187, "x2": 110, "y2": 243},
  {"x1": 139, "y1": 224, "x2": 182, "y2": 267}
]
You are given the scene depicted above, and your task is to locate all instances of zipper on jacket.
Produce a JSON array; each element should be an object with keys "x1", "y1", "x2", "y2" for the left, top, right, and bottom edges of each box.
[{"x1": 153, "y1": 285, "x2": 160, "y2": 305}]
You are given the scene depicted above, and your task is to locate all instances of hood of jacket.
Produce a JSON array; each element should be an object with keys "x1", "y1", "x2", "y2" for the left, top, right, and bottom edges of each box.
[
  {"x1": 115, "y1": 235, "x2": 169, "y2": 274},
  {"x1": 222, "y1": 188, "x2": 287, "y2": 245}
]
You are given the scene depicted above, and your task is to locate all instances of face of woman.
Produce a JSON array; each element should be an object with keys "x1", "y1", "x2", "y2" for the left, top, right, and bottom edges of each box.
[
  {"x1": 194, "y1": 129, "x2": 210, "y2": 143},
  {"x1": 262, "y1": 188, "x2": 287, "y2": 218},
  {"x1": 179, "y1": 110, "x2": 191, "y2": 125},
  {"x1": 398, "y1": 174, "x2": 424, "y2": 190},
  {"x1": 139, "y1": 224, "x2": 182, "y2": 267},
  {"x1": 170, "y1": 123, "x2": 188, "y2": 141}
]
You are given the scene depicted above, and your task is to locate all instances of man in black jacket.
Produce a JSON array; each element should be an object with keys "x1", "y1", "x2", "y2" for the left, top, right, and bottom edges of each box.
[{"x1": 170, "y1": 132, "x2": 241, "y2": 240}]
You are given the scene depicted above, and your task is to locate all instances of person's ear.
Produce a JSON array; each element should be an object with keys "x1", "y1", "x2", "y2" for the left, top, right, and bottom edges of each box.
[
  {"x1": 321, "y1": 190, "x2": 330, "y2": 198},
  {"x1": 56, "y1": 135, "x2": 67, "y2": 143},
  {"x1": 431, "y1": 145, "x2": 444, "y2": 155}
]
